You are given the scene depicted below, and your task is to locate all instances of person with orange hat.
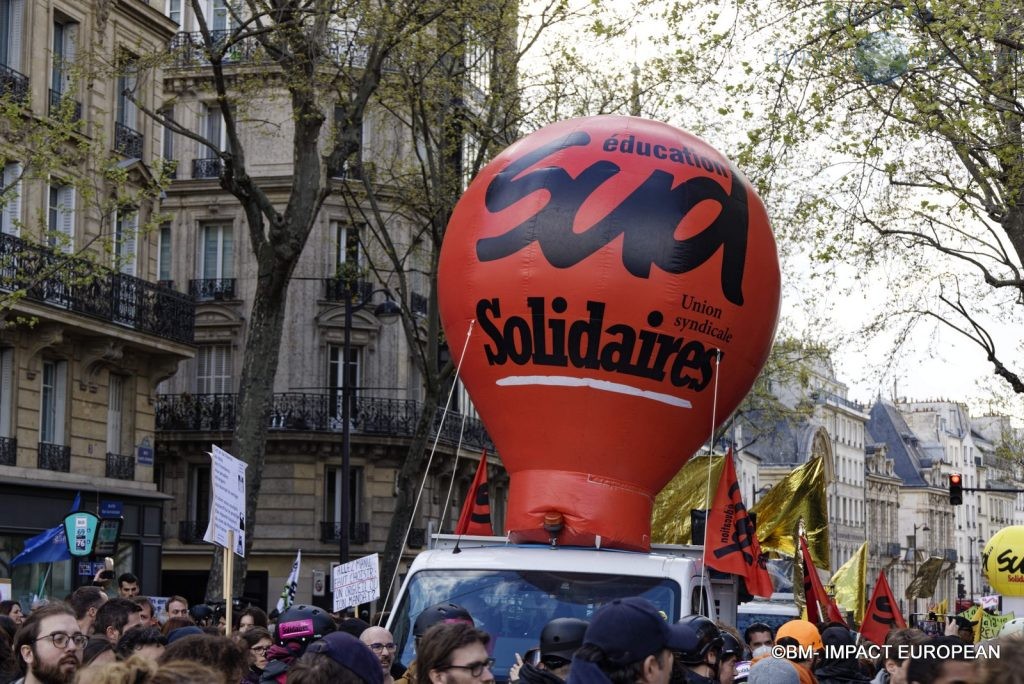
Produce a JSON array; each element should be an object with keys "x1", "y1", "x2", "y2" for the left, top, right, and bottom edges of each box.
[{"x1": 775, "y1": 620, "x2": 822, "y2": 684}]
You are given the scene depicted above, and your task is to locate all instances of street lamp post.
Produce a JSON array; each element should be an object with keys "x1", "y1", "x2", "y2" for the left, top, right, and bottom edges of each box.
[{"x1": 339, "y1": 282, "x2": 399, "y2": 567}]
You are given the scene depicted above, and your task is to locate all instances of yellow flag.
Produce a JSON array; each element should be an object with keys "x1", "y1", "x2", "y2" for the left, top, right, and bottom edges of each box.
[
  {"x1": 651, "y1": 455, "x2": 724, "y2": 544},
  {"x1": 905, "y1": 557, "x2": 945, "y2": 599},
  {"x1": 750, "y1": 456, "x2": 830, "y2": 571},
  {"x1": 934, "y1": 599, "x2": 947, "y2": 616},
  {"x1": 831, "y1": 541, "x2": 868, "y2": 624}
]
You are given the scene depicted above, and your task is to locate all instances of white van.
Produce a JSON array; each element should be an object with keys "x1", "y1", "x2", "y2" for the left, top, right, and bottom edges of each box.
[
  {"x1": 736, "y1": 593, "x2": 800, "y2": 637},
  {"x1": 386, "y1": 535, "x2": 737, "y2": 682}
]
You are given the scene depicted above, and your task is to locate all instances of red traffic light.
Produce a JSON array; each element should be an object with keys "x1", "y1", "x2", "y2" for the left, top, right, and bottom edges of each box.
[{"x1": 949, "y1": 473, "x2": 963, "y2": 505}]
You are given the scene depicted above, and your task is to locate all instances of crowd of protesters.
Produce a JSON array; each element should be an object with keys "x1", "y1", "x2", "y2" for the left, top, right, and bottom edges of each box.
[{"x1": 0, "y1": 571, "x2": 1022, "y2": 683}]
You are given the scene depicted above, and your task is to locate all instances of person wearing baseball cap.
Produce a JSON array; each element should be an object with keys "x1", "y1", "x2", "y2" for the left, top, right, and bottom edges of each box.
[
  {"x1": 775, "y1": 620, "x2": 822, "y2": 684},
  {"x1": 289, "y1": 631, "x2": 384, "y2": 684},
  {"x1": 566, "y1": 597, "x2": 688, "y2": 684}
]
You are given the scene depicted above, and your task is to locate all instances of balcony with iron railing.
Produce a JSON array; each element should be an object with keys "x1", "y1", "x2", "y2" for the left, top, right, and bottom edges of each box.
[
  {"x1": 323, "y1": 278, "x2": 372, "y2": 303},
  {"x1": 169, "y1": 28, "x2": 376, "y2": 70},
  {"x1": 0, "y1": 436, "x2": 15, "y2": 466},
  {"x1": 106, "y1": 453, "x2": 136, "y2": 480},
  {"x1": 811, "y1": 390, "x2": 867, "y2": 414},
  {"x1": 155, "y1": 393, "x2": 495, "y2": 451},
  {"x1": 48, "y1": 89, "x2": 82, "y2": 122},
  {"x1": 189, "y1": 278, "x2": 236, "y2": 301},
  {"x1": 38, "y1": 442, "x2": 70, "y2": 472},
  {"x1": 114, "y1": 122, "x2": 144, "y2": 158},
  {"x1": 0, "y1": 232, "x2": 195, "y2": 345},
  {"x1": 192, "y1": 157, "x2": 223, "y2": 179},
  {"x1": 319, "y1": 521, "x2": 370, "y2": 545},
  {"x1": 0, "y1": 63, "x2": 29, "y2": 104}
]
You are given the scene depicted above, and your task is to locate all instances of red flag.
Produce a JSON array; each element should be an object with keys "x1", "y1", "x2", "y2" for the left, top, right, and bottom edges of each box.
[
  {"x1": 704, "y1": 450, "x2": 774, "y2": 597},
  {"x1": 800, "y1": 535, "x2": 846, "y2": 626},
  {"x1": 456, "y1": 451, "x2": 493, "y2": 536},
  {"x1": 861, "y1": 571, "x2": 906, "y2": 646}
]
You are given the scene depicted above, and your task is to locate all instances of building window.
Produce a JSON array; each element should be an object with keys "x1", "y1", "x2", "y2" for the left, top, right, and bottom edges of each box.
[
  {"x1": 325, "y1": 465, "x2": 363, "y2": 529},
  {"x1": 0, "y1": 0, "x2": 24, "y2": 71},
  {"x1": 116, "y1": 64, "x2": 139, "y2": 131},
  {"x1": 158, "y1": 224, "x2": 172, "y2": 282},
  {"x1": 107, "y1": 375, "x2": 123, "y2": 455},
  {"x1": 188, "y1": 463, "x2": 211, "y2": 530},
  {"x1": 114, "y1": 210, "x2": 137, "y2": 275},
  {"x1": 205, "y1": 0, "x2": 231, "y2": 32},
  {"x1": 165, "y1": 0, "x2": 182, "y2": 25},
  {"x1": 202, "y1": 104, "x2": 229, "y2": 151},
  {"x1": 196, "y1": 344, "x2": 232, "y2": 394},
  {"x1": 161, "y1": 107, "x2": 175, "y2": 167},
  {"x1": 40, "y1": 359, "x2": 67, "y2": 445},
  {"x1": 201, "y1": 224, "x2": 233, "y2": 280},
  {"x1": 332, "y1": 221, "x2": 361, "y2": 274},
  {"x1": 0, "y1": 347, "x2": 11, "y2": 437},
  {"x1": 2, "y1": 162, "x2": 21, "y2": 235},
  {"x1": 51, "y1": 16, "x2": 76, "y2": 96},
  {"x1": 327, "y1": 344, "x2": 360, "y2": 424},
  {"x1": 47, "y1": 183, "x2": 75, "y2": 252}
]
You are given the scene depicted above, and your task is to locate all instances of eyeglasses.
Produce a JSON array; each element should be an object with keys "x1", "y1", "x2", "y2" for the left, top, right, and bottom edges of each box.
[
  {"x1": 35, "y1": 632, "x2": 88, "y2": 649},
  {"x1": 369, "y1": 642, "x2": 397, "y2": 654},
  {"x1": 250, "y1": 645, "x2": 269, "y2": 655},
  {"x1": 442, "y1": 658, "x2": 495, "y2": 677}
]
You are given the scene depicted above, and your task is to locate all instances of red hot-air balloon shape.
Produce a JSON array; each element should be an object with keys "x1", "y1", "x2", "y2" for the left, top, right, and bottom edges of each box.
[{"x1": 438, "y1": 116, "x2": 780, "y2": 551}]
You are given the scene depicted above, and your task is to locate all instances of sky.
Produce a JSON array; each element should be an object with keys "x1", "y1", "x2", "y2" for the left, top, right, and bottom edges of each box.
[{"x1": 515, "y1": 0, "x2": 1024, "y2": 420}]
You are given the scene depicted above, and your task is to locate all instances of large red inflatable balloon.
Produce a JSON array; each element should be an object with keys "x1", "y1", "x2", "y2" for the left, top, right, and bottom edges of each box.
[{"x1": 438, "y1": 116, "x2": 780, "y2": 551}]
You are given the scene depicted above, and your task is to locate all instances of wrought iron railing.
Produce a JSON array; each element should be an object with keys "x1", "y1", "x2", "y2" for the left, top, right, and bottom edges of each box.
[
  {"x1": 323, "y1": 278, "x2": 372, "y2": 303},
  {"x1": 189, "y1": 278, "x2": 236, "y2": 301},
  {"x1": 192, "y1": 157, "x2": 222, "y2": 179},
  {"x1": 114, "y1": 122, "x2": 144, "y2": 158},
  {"x1": 0, "y1": 436, "x2": 15, "y2": 466},
  {"x1": 0, "y1": 63, "x2": 29, "y2": 103},
  {"x1": 0, "y1": 232, "x2": 195, "y2": 344},
  {"x1": 178, "y1": 520, "x2": 208, "y2": 544},
  {"x1": 38, "y1": 442, "x2": 70, "y2": 472},
  {"x1": 319, "y1": 521, "x2": 370, "y2": 545},
  {"x1": 169, "y1": 29, "x2": 379, "y2": 70},
  {"x1": 155, "y1": 393, "x2": 495, "y2": 451},
  {"x1": 812, "y1": 390, "x2": 866, "y2": 413},
  {"x1": 106, "y1": 452, "x2": 136, "y2": 480},
  {"x1": 48, "y1": 89, "x2": 82, "y2": 122}
]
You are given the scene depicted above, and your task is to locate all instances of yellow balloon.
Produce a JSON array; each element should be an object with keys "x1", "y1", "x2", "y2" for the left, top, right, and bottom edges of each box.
[{"x1": 982, "y1": 526, "x2": 1024, "y2": 596}]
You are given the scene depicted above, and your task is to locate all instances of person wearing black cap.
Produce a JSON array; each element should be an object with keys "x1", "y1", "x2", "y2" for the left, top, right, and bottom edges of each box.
[
  {"x1": 814, "y1": 626, "x2": 871, "y2": 684},
  {"x1": 951, "y1": 616, "x2": 977, "y2": 644},
  {"x1": 519, "y1": 617, "x2": 589, "y2": 683},
  {"x1": 567, "y1": 597, "x2": 688, "y2": 684},
  {"x1": 671, "y1": 615, "x2": 723, "y2": 684},
  {"x1": 289, "y1": 631, "x2": 385, "y2": 684},
  {"x1": 395, "y1": 603, "x2": 474, "y2": 684}
]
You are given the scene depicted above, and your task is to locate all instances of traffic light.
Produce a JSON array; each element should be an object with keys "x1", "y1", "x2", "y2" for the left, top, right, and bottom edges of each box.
[{"x1": 949, "y1": 473, "x2": 963, "y2": 505}]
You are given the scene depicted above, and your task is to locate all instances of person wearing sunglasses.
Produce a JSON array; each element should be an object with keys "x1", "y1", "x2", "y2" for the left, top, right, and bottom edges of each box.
[
  {"x1": 361, "y1": 626, "x2": 398, "y2": 683},
  {"x1": 12, "y1": 603, "x2": 87, "y2": 684},
  {"x1": 417, "y1": 622, "x2": 494, "y2": 684}
]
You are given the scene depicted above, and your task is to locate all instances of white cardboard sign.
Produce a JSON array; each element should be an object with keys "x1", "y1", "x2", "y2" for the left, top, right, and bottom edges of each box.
[
  {"x1": 332, "y1": 553, "x2": 380, "y2": 612},
  {"x1": 203, "y1": 445, "x2": 247, "y2": 557}
]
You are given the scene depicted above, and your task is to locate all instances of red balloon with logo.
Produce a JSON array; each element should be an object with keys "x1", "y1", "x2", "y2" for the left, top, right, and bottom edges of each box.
[{"x1": 438, "y1": 116, "x2": 780, "y2": 551}]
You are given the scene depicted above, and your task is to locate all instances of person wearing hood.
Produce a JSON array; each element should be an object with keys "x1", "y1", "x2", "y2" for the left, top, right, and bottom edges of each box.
[{"x1": 813, "y1": 626, "x2": 870, "y2": 684}]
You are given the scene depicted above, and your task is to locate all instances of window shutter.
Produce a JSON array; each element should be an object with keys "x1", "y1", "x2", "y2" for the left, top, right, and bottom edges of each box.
[
  {"x1": 53, "y1": 360, "x2": 67, "y2": 444},
  {"x1": 8, "y1": 0, "x2": 22, "y2": 72},
  {"x1": 3, "y1": 163, "x2": 21, "y2": 236},
  {"x1": 158, "y1": 224, "x2": 172, "y2": 281},
  {"x1": 0, "y1": 347, "x2": 11, "y2": 437},
  {"x1": 202, "y1": 226, "x2": 218, "y2": 279},
  {"x1": 215, "y1": 345, "x2": 230, "y2": 393},
  {"x1": 58, "y1": 185, "x2": 74, "y2": 252},
  {"x1": 119, "y1": 214, "x2": 137, "y2": 275},
  {"x1": 107, "y1": 375, "x2": 123, "y2": 454},
  {"x1": 62, "y1": 24, "x2": 76, "y2": 93},
  {"x1": 221, "y1": 226, "x2": 233, "y2": 278}
]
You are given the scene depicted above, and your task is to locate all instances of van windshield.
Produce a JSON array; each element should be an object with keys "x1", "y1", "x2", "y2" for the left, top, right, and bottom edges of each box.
[{"x1": 389, "y1": 569, "x2": 681, "y2": 682}]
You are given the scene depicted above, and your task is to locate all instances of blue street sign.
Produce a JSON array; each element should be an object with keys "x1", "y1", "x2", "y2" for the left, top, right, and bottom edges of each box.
[{"x1": 100, "y1": 501, "x2": 123, "y2": 518}]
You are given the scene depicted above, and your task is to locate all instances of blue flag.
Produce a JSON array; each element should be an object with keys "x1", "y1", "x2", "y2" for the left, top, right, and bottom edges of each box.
[{"x1": 10, "y1": 492, "x2": 81, "y2": 566}]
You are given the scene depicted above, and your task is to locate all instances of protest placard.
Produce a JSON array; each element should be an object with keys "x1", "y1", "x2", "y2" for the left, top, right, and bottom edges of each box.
[
  {"x1": 332, "y1": 554, "x2": 380, "y2": 612},
  {"x1": 203, "y1": 445, "x2": 247, "y2": 557}
]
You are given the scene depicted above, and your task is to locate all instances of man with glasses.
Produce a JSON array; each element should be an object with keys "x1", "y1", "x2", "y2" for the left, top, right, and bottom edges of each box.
[
  {"x1": 416, "y1": 622, "x2": 494, "y2": 684},
  {"x1": 12, "y1": 603, "x2": 87, "y2": 684},
  {"x1": 360, "y1": 626, "x2": 398, "y2": 683}
]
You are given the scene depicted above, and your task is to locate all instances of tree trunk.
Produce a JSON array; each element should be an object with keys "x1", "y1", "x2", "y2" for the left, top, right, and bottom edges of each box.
[{"x1": 205, "y1": 253, "x2": 290, "y2": 601}]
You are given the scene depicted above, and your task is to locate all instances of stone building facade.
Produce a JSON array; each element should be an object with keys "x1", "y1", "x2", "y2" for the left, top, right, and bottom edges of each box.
[{"x1": 0, "y1": 0, "x2": 194, "y2": 602}]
